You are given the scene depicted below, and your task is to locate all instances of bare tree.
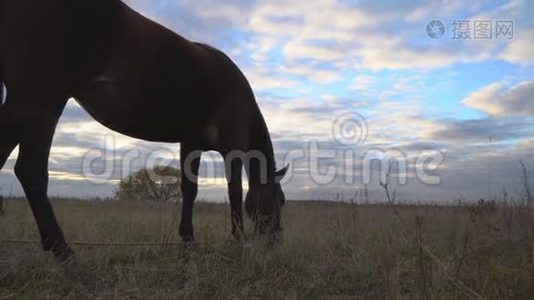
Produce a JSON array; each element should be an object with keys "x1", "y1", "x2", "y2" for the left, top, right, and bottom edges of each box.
[
  {"x1": 380, "y1": 162, "x2": 397, "y2": 204},
  {"x1": 0, "y1": 187, "x2": 4, "y2": 215}
]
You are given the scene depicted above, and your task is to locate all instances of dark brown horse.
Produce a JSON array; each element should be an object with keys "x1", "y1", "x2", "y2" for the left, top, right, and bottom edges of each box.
[{"x1": 0, "y1": 0, "x2": 288, "y2": 260}]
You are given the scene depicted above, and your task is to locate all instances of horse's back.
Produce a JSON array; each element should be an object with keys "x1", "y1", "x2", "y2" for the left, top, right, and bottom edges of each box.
[
  {"x1": 1, "y1": 0, "x2": 258, "y2": 149},
  {"x1": 73, "y1": 38, "x2": 249, "y2": 145},
  {"x1": 71, "y1": 4, "x2": 214, "y2": 143},
  {"x1": 1, "y1": 0, "x2": 123, "y2": 91}
]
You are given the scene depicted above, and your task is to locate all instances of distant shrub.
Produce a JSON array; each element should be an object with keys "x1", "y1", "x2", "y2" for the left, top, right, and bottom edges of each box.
[{"x1": 114, "y1": 166, "x2": 182, "y2": 203}]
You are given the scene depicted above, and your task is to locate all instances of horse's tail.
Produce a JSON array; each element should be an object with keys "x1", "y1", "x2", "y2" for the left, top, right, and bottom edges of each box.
[
  {"x1": 0, "y1": 60, "x2": 4, "y2": 107},
  {"x1": 0, "y1": 78, "x2": 5, "y2": 108},
  {"x1": 0, "y1": 67, "x2": 4, "y2": 108},
  {"x1": 0, "y1": 1, "x2": 5, "y2": 107}
]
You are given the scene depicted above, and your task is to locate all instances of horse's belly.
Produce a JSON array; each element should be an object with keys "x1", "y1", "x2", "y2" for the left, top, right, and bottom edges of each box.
[
  {"x1": 74, "y1": 77, "x2": 204, "y2": 143},
  {"x1": 78, "y1": 104, "x2": 184, "y2": 143},
  {"x1": 83, "y1": 108, "x2": 184, "y2": 143}
]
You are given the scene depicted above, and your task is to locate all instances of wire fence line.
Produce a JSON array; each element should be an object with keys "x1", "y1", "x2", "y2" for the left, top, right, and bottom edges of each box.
[{"x1": 0, "y1": 239, "x2": 184, "y2": 247}]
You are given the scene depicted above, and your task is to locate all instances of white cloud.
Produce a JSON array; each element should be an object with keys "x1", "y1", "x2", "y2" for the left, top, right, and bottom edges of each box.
[
  {"x1": 349, "y1": 75, "x2": 377, "y2": 91},
  {"x1": 463, "y1": 80, "x2": 534, "y2": 116},
  {"x1": 281, "y1": 64, "x2": 342, "y2": 84},
  {"x1": 242, "y1": 68, "x2": 297, "y2": 90},
  {"x1": 242, "y1": 0, "x2": 528, "y2": 71},
  {"x1": 501, "y1": 29, "x2": 534, "y2": 65},
  {"x1": 125, "y1": 0, "x2": 531, "y2": 86}
]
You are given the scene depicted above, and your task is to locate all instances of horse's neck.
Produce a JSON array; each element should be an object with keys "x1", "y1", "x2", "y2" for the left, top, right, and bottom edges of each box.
[{"x1": 246, "y1": 113, "x2": 276, "y2": 188}]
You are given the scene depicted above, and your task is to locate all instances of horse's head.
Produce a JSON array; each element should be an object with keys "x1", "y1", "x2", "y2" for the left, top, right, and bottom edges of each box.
[{"x1": 245, "y1": 165, "x2": 289, "y2": 243}]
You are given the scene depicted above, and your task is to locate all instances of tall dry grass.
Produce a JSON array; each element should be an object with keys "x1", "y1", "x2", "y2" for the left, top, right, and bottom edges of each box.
[{"x1": 0, "y1": 198, "x2": 533, "y2": 299}]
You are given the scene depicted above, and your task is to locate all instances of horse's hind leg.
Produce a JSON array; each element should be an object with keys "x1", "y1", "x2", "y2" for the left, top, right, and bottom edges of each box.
[
  {"x1": 179, "y1": 144, "x2": 201, "y2": 243},
  {"x1": 224, "y1": 154, "x2": 244, "y2": 241},
  {"x1": 10, "y1": 89, "x2": 73, "y2": 261}
]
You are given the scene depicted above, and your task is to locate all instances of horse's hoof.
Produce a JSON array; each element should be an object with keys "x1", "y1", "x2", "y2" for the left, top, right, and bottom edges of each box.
[
  {"x1": 53, "y1": 245, "x2": 75, "y2": 262},
  {"x1": 182, "y1": 236, "x2": 197, "y2": 248}
]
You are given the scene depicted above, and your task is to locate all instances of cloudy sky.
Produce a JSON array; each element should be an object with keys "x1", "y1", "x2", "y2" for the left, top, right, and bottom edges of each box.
[{"x1": 1, "y1": 0, "x2": 533, "y2": 202}]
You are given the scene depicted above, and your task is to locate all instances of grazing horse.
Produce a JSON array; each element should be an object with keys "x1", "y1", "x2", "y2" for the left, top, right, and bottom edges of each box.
[{"x1": 0, "y1": 0, "x2": 288, "y2": 260}]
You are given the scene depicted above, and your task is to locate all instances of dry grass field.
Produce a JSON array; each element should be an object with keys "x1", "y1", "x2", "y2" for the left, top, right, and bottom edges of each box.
[{"x1": 0, "y1": 198, "x2": 533, "y2": 299}]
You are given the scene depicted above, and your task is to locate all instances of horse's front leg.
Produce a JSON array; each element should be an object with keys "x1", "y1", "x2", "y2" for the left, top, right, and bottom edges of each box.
[
  {"x1": 179, "y1": 145, "x2": 201, "y2": 243},
  {"x1": 0, "y1": 99, "x2": 20, "y2": 219},
  {"x1": 224, "y1": 155, "x2": 244, "y2": 241},
  {"x1": 11, "y1": 94, "x2": 72, "y2": 261}
]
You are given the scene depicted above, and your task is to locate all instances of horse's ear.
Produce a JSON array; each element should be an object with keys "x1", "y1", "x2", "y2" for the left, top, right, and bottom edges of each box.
[{"x1": 275, "y1": 164, "x2": 290, "y2": 183}]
